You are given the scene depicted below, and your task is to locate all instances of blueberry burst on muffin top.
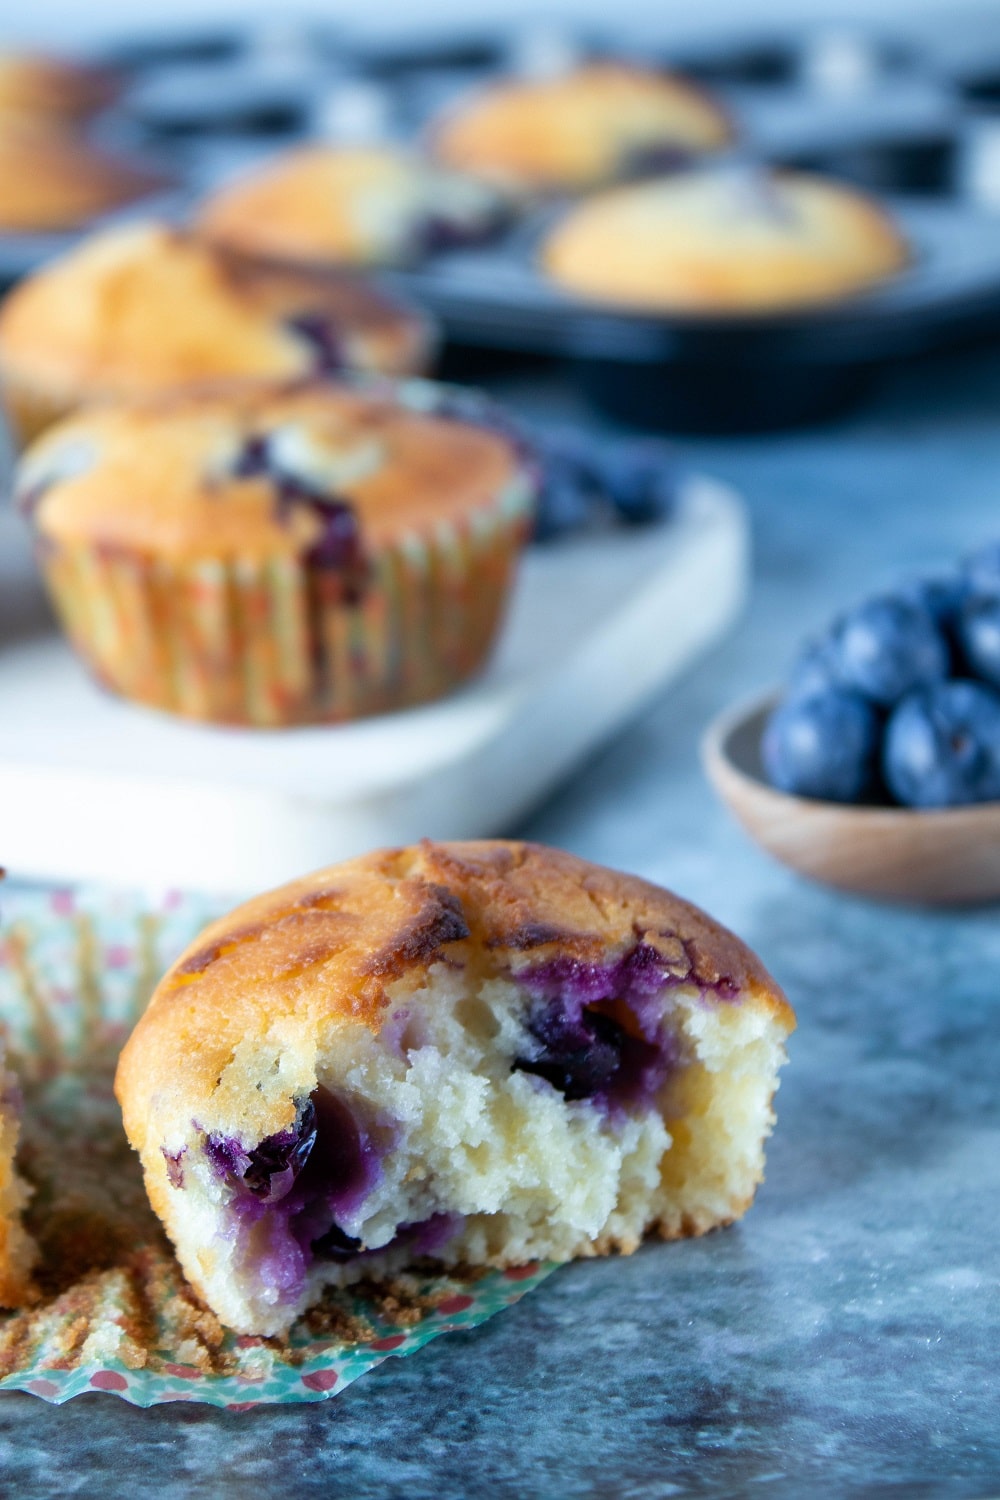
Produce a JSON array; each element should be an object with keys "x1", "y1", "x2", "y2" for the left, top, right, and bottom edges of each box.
[
  {"x1": 763, "y1": 541, "x2": 1000, "y2": 808},
  {"x1": 115, "y1": 842, "x2": 793, "y2": 1336},
  {"x1": 197, "y1": 145, "x2": 509, "y2": 271}
]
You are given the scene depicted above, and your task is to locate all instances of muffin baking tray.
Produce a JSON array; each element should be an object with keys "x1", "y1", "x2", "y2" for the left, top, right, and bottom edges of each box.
[
  {"x1": 385, "y1": 197, "x2": 1000, "y2": 431},
  {"x1": 0, "y1": 472, "x2": 746, "y2": 892},
  {"x1": 6, "y1": 18, "x2": 1000, "y2": 430}
]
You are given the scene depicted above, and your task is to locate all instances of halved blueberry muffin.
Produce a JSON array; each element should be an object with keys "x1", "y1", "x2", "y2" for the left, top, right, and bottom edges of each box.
[
  {"x1": 197, "y1": 144, "x2": 508, "y2": 269},
  {"x1": 430, "y1": 62, "x2": 733, "y2": 193},
  {"x1": 115, "y1": 840, "x2": 794, "y2": 1336},
  {"x1": 0, "y1": 222, "x2": 433, "y2": 447},
  {"x1": 542, "y1": 165, "x2": 908, "y2": 313},
  {"x1": 0, "y1": 1043, "x2": 36, "y2": 1308}
]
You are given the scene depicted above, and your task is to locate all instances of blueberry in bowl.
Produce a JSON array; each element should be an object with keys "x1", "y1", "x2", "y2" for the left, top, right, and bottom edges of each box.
[
  {"x1": 825, "y1": 596, "x2": 949, "y2": 706},
  {"x1": 703, "y1": 547, "x2": 1000, "y2": 904},
  {"x1": 883, "y1": 681, "x2": 1000, "y2": 808},
  {"x1": 762, "y1": 689, "x2": 881, "y2": 803},
  {"x1": 956, "y1": 593, "x2": 1000, "y2": 688}
]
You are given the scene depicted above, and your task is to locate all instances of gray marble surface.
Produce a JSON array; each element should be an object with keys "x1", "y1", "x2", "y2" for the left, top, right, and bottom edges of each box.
[{"x1": 4, "y1": 347, "x2": 1000, "y2": 1497}]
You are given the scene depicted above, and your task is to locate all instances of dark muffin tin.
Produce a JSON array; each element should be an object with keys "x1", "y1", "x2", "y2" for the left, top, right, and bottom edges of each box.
[{"x1": 8, "y1": 17, "x2": 1000, "y2": 432}]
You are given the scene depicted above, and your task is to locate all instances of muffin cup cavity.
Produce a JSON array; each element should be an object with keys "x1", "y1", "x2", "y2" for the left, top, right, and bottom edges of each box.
[{"x1": 31, "y1": 471, "x2": 534, "y2": 727}]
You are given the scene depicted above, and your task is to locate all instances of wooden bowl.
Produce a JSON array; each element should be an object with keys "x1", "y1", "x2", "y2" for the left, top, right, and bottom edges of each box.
[{"x1": 702, "y1": 691, "x2": 1000, "y2": 905}]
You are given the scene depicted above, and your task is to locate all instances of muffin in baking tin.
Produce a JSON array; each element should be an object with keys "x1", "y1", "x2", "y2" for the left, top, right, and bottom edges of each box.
[
  {"x1": 431, "y1": 62, "x2": 734, "y2": 193},
  {"x1": 197, "y1": 144, "x2": 509, "y2": 270},
  {"x1": 541, "y1": 164, "x2": 909, "y2": 314},
  {"x1": 0, "y1": 50, "x2": 119, "y2": 123},
  {"x1": 0, "y1": 116, "x2": 162, "y2": 238},
  {"x1": 0, "y1": 222, "x2": 434, "y2": 447},
  {"x1": 115, "y1": 839, "x2": 794, "y2": 1336},
  {"x1": 15, "y1": 377, "x2": 535, "y2": 727}
]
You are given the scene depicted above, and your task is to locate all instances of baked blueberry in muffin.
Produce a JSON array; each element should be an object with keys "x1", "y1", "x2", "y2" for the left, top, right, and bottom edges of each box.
[
  {"x1": 197, "y1": 144, "x2": 508, "y2": 270},
  {"x1": 115, "y1": 840, "x2": 794, "y2": 1336},
  {"x1": 431, "y1": 62, "x2": 733, "y2": 193},
  {"x1": 0, "y1": 222, "x2": 433, "y2": 446},
  {"x1": 0, "y1": 1043, "x2": 36, "y2": 1308},
  {"x1": 15, "y1": 377, "x2": 534, "y2": 725},
  {"x1": 542, "y1": 164, "x2": 908, "y2": 313}
]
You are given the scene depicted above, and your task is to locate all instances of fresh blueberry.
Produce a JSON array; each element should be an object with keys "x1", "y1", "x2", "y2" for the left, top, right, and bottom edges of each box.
[
  {"x1": 963, "y1": 541, "x2": 1000, "y2": 594},
  {"x1": 532, "y1": 453, "x2": 597, "y2": 542},
  {"x1": 762, "y1": 688, "x2": 881, "y2": 802},
  {"x1": 533, "y1": 427, "x2": 604, "y2": 483},
  {"x1": 883, "y1": 680, "x2": 1000, "y2": 807},
  {"x1": 957, "y1": 592, "x2": 1000, "y2": 689},
  {"x1": 588, "y1": 441, "x2": 676, "y2": 526},
  {"x1": 896, "y1": 574, "x2": 968, "y2": 643},
  {"x1": 514, "y1": 1004, "x2": 625, "y2": 1100},
  {"x1": 531, "y1": 430, "x2": 602, "y2": 538},
  {"x1": 787, "y1": 637, "x2": 840, "y2": 702},
  {"x1": 828, "y1": 596, "x2": 949, "y2": 707},
  {"x1": 529, "y1": 428, "x2": 675, "y2": 539}
]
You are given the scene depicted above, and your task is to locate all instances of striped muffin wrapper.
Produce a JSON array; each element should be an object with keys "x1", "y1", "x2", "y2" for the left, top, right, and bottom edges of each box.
[{"x1": 34, "y1": 471, "x2": 535, "y2": 728}]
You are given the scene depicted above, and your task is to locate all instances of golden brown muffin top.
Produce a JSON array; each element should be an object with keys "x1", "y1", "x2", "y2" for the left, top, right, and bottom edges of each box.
[
  {"x1": 198, "y1": 144, "x2": 506, "y2": 268},
  {"x1": 431, "y1": 62, "x2": 733, "y2": 191},
  {"x1": 0, "y1": 221, "x2": 431, "y2": 394},
  {"x1": 115, "y1": 840, "x2": 793, "y2": 1148},
  {"x1": 0, "y1": 116, "x2": 161, "y2": 233},
  {"x1": 17, "y1": 377, "x2": 526, "y2": 560},
  {"x1": 0, "y1": 51, "x2": 119, "y2": 121},
  {"x1": 542, "y1": 165, "x2": 909, "y2": 313}
]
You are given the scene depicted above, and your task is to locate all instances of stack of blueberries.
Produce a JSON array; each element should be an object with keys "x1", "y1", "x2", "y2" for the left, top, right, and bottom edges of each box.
[
  {"x1": 763, "y1": 542, "x2": 1000, "y2": 808},
  {"x1": 529, "y1": 427, "x2": 676, "y2": 541}
]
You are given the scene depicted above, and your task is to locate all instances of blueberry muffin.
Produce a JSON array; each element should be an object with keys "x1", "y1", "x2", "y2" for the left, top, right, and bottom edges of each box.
[
  {"x1": 0, "y1": 222, "x2": 434, "y2": 447},
  {"x1": 542, "y1": 165, "x2": 908, "y2": 313},
  {"x1": 15, "y1": 378, "x2": 534, "y2": 726},
  {"x1": 0, "y1": 1046, "x2": 36, "y2": 1308},
  {"x1": 197, "y1": 145, "x2": 508, "y2": 270},
  {"x1": 431, "y1": 63, "x2": 733, "y2": 193},
  {"x1": 0, "y1": 115, "x2": 162, "y2": 236},
  {"x1": 115, "y1": 839, "x2": 794, "y2": 1336},
  {"x1": 0, "y1": 51, "x2": 119, "y2": 122}
]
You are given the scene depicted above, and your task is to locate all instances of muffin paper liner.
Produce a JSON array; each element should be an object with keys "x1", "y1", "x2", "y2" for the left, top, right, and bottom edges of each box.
[
  {"x1": 39, "y1": 501, "x2": 529, "y2": 726},
  {"x1": 0, "y1": 885, "x2": 556, "y2": 1409},
  {"x1": 29, "y1": 396, "x2": 535, "y2": 726}
]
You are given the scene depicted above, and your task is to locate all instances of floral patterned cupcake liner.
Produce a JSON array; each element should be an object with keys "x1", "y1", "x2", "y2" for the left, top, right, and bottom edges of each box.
[{"x1": 0, "y1": 884, "x2": 557, "y2": 1408}]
